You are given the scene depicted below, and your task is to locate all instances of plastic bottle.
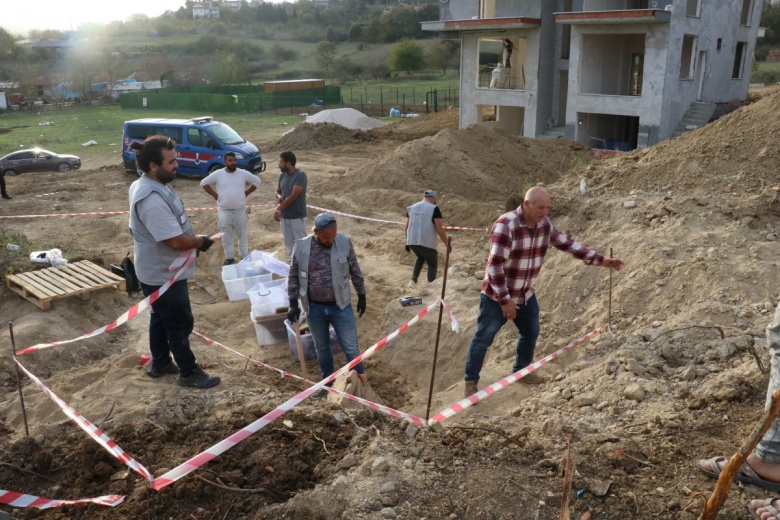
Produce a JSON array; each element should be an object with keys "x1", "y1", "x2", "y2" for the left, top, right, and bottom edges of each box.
[
  {"x1": 580, "y1": 179, "x2": 587, "y2": 195},
  {"x1": 6, "y1": 244, "x2": 21, "y2": 251}
]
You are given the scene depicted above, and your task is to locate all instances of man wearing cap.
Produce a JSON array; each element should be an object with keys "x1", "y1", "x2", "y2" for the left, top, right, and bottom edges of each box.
[
  {"x1": 463, "y1": 186, "x2": 623, "y2": 398},
  {"x1": 287, "y1": 213, "x2": 367, "y2": 399},
  {"x1": 129, "y1": 135, "x2": 220, "y2": 389},
  {"x1": 405, "y1": 189, "x2": 451, "y2": 287},
  {"x1": 274, "y1": 151, "x2": 308, "y2": 259},
  {"x1": 200, "y1": 151, "x2": 261, "y2": 266}
]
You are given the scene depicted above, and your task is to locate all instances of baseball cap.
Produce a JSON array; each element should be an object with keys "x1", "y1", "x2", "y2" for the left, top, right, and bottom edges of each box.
[
  {"x1": 313, "y1": 213, "x2": 337, "y2": 230},
  {"x1": 424, "y1": 190, "x2": 437, "y2": 198}
]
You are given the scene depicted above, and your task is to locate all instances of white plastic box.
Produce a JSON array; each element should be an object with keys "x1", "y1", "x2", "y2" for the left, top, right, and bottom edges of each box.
[
  {"x1": 284, "y1": 319, "x2": 342, "y2": 361},
  {"x1": 222, "y1": 264, "x2": 272, "y2": 302},
  {"x1": 247, "y1": 278, "x2": 288, "y2": 307},
  {"x1": 251, "y1": 309, "x2": 289, "y2": 346}
]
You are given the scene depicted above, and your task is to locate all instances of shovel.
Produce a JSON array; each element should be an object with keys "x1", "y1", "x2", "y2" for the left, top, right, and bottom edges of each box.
[{"x1": 293, "y1": 321, "x2": 309, "y2": 380}]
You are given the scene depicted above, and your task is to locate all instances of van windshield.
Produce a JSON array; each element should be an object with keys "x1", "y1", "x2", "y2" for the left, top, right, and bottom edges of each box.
[{"x1": 208, "y1": 122, "x2": 245, "y2": 145}]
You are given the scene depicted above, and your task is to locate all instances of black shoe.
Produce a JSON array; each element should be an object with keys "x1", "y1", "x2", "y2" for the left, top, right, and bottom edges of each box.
[
  {"x1": 146, "y1": 360, "x2": 179, "y2": 378},
  {"x1": 223, "y1": 259, "x2": 235, "y2": 266},
  {"x1": 310, "y1": 387, "x2": 329, "y2": 400},
  {"x1": 177, "y1": 365, "x2": 220, "y2": 389},
  {"x1": 1, "y1": 194, "x2": 10, "y2": 200}
]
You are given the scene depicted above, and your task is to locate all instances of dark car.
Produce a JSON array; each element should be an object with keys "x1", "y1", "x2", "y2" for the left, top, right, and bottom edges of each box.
[{"x1": 0, "y1": 148, "x2": 81, "y2": 176}]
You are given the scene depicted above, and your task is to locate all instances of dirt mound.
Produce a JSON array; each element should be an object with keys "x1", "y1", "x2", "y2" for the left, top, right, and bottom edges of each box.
[
  {"x1": 272, "y1": 122, "x2": 377, "y2": 150},
  {"x1": 589, "y1": 88, "x2": 780, "y2": 195},
  {"x1": 371, "y1": 108, "x2": 460, "y2": 141},
  {"x1": 321, "y1": 123, "x2": 593, "y2": 205}
]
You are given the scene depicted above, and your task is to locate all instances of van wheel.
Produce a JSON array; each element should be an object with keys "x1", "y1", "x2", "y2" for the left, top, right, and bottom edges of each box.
[
  {"x1": 208, "y1": 164, "x2": 222, "y2": 174},
  {"x1": 57, "y1": 163, "x2": 71, "y2": 172},
  {"x1": 2, "y1": 169, "x2": 19, "y2": 176}
]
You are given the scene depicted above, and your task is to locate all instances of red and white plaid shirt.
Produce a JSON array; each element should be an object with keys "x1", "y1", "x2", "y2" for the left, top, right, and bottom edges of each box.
[{"x1": 482, "y1": 208, "x2": 604, "y2": 306}]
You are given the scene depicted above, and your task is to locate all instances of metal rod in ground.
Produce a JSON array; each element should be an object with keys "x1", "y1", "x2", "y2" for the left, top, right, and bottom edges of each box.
[
  {"x1": 9, "y1": 322, "x2": 30, "y2": 436},
  {"x1": 425, "y1": 237, "x2": 452, "y2": 423},
  {"x1": 608, "y1": 247, "x2": 613, "y2": 331}
]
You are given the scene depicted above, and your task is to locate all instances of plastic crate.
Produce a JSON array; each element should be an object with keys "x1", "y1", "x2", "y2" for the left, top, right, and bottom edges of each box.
[
  {"x1": 252, "y1": 301, "x2": 289, "y2": 317},
  {"x1": 222, "y1": 264, "x2": 271, "y2": 302},
  {"x1": 251, "y1": 311, "x2": 288, "y2": 346},
  {"x1": 284, "y1": 319, "x2": 342, "y2": 361},
  {"x1": 247, "y1": 278, "x2": 288, "y2": 307}
]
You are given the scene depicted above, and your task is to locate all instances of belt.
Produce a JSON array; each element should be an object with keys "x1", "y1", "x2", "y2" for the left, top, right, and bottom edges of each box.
[{"x1": 309, "y1": 299, "x2": 338, "y2": 307}]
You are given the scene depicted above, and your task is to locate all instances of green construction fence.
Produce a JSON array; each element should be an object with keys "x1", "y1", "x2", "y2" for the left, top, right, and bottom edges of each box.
[{"x1": 118, "y1": 86, "x2": 341, "y2": 113}]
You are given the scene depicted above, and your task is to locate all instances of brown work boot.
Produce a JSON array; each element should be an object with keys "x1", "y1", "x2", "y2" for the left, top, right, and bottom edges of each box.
[
  {"x1": 464, "y1": 380, "x2": 478, "y2": 398},
  {"x1": 521, "y1": 371, "x2": 545, "y2": 385}
]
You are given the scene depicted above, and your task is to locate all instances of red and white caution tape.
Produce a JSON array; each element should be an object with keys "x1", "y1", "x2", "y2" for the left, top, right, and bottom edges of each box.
[
  {"x1": 152, "y1": 299, "x2": 456, "y2": 490},
  {"x1": 0, "y1": 489, "x2": 124, "y2": 509},
  {"x1": 193, "y1": 331, "x2": 426, "y2": 426},
  {"x1": 17, "y1": 234, "x2": 221, "y2": 355},
  {"x1": 440, "y1": 299, "x2": 459, "y2": 333},
  {"x1": 13, "y1": 358, "x2": 153, "y2": 481},
  {"x1": 0, "y1": 202, "x2": 487, "y2": 233},
  {"x1": 428, "y1": 324, "x2": 607, "y2": 424},
  {"x1": 442, "y1": 225, "x2": 489, "y2": 233},
  {"x1": 0, "y1": 204, "x2": 275, "y2": 220},
  {"x1": 306, "y1": 204, "x2": 404, "y2": 225}
]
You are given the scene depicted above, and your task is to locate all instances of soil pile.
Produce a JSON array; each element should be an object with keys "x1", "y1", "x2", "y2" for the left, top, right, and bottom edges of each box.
[
  {"x1": 589, "y1": 88, "x2": 780, "y2": 195},
  {"x1": 273, "y1": 122, "x2": 377, "y2": 150},
  {"x1": 321, "y1": 124, "x2": 594, "y2": 206}
]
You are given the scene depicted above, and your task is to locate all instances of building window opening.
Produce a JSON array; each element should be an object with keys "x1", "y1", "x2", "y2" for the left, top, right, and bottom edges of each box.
[
  {"x1": 732, "y1": 41, "x2": 747, "y2": 79},
  {"x1": 679, "y1": 35, "x2": 696, "y2": 79}
]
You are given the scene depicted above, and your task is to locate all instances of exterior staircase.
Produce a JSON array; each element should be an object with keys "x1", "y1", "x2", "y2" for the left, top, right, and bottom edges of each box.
[{"x1": 673, "y1": 101, "x2": 716, "y2": 137}]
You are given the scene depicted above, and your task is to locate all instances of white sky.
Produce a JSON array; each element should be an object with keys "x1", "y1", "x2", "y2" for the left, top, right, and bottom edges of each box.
[{"x1": 3, "y1": 1, "x2": 190, "y2": 36}]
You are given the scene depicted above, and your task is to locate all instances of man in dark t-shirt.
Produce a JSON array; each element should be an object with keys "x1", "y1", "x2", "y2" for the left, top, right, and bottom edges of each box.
[
  {"x1": 274, "y1": 151, "x2": 308, "y2": 259},
  {"x1": 405, "y1": 189, "x2": 451, "y2": 287}
]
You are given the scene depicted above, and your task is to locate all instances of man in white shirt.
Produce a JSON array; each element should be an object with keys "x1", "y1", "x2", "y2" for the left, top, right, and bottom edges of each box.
[{"x1": 200, "y1": 152, "x2": 261, "y2": 265}]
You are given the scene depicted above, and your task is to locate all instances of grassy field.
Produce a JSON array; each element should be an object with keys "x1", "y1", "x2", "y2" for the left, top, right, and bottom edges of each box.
[{"x1": 0, "y1": 106, "x2": 305, "y2": 169}]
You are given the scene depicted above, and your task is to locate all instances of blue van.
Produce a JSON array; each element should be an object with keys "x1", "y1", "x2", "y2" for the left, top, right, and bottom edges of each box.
[{"x1": 122, "y1": 116, "x2": 266, "y2": 177}]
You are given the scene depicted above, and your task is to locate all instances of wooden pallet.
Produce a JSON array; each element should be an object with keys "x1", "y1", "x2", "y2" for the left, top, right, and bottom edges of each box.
[{"x1": 6, "y1": 260, "x2": 126, "y2": 310}]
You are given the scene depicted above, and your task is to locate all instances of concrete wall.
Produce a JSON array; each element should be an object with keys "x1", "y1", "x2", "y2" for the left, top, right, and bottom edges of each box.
[
  {"x1": 458, "y1": 30, "x2": 536, "y2": 129},
  {"x1": 660, "y1": 0, "x2": 762, "y2": 137},
  {"x1": 566, "y1": 23, "x2": 669, "y2": 145}
]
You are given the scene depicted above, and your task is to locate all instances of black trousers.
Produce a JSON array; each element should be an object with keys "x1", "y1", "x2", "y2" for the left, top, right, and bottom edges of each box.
[{"x1": 410, "y1": 245, "x2": 438, "y2": 283}]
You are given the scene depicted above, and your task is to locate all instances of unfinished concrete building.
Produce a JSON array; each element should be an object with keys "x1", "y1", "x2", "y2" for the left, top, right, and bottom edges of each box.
[{"x1": 422, "y1": 0, "x2": 763, "y2": 149}]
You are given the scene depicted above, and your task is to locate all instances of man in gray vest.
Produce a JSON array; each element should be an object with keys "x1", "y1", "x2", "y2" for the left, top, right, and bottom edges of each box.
[
  {"x1": 129, "y1": 135, "x2": 220, "y2": 389},
  {"x1": 405, "y1": 189, "x2": 451, "y2": 287},
  {"x1": 287, "y1": 213, "x2": 367, "y2": 400}
]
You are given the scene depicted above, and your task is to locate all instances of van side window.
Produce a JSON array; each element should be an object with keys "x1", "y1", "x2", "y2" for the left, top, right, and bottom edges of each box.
[
  {"x1": 154, "y1": 126, "x2": 182, "y2": 143},
  {"x1": 127, "y1": 125, "x2": 152, "y2": 140},
  {"x1": 188, "y1": 128, "x2": 218, "y2": 149}
]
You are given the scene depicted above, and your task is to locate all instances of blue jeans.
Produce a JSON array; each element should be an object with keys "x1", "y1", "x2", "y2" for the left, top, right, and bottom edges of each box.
[
  {"x1": 756, "y1": 303, "x2": 780, "y2": 462},
  {"x1": 464, "y1": 293, "x2": 540, "y2": 382},
  {"x1": 141, "y1": 279, "x2": 197, "y2": 376},
  {"x1": 307, "y1": 301, "x2": 365, "y2": 383}
]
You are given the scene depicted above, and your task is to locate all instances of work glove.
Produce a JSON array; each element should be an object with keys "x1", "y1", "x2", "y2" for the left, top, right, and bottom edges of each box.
[
  {"x1": 405, "y1": 245, "x2": 411, "y2": 253},
  {"x1": 356, "y1": 294, "x2": 366, "y2": 318},
  {"x1": 287, "y1": 300, "x2": 301, "y2": 323},
  {"x1": 197, "y1": 235, "x2": 214, "y2": 253}
]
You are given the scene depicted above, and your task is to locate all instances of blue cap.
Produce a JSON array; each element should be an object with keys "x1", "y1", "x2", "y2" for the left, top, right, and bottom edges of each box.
[{"x1": 314, "y1": 213, "x2": 337, "y2": 230}]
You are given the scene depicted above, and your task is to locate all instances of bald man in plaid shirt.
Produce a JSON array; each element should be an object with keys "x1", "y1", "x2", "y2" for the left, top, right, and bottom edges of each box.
[{"x1": 463, "y1": 186, "x2": 623, "y2": 398}]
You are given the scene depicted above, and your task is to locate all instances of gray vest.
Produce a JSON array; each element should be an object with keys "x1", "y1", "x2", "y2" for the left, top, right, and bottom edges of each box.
[
  {"x1": 129, "y1": 176, "x2": 196, "y2": 285},
  {"x1": 406, "y1": 200, "x2": 438, "y2": 249},
  {"x1": 293, "y1": 233, "x2": 352, "y2": 312}
]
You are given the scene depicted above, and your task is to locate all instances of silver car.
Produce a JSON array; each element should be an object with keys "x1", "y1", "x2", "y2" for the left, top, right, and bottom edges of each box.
[{"x1": 0, "y1": 148, "x2": 82, "y2": 176}]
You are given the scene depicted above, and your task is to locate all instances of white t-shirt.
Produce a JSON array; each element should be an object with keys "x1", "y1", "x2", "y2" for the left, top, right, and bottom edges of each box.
[{"x1": 199, "y1": 167, "x2": 261, "y2": 210}]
